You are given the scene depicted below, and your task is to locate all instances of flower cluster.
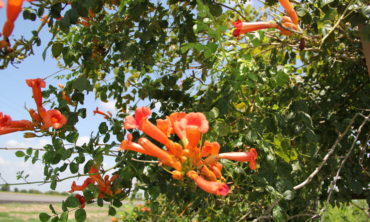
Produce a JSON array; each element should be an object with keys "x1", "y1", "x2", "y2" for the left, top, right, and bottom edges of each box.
[
  {"x1": 0, "y1": 78, "x2": 67, "y2": 135},
  {"x1": 233, "y1": 0, "x2": 299, "y2": 37},
  {"x1": 120, "y1": 107, "x2": 258, "y2": 196},
  {"x1": 69, "y1": 166, "x2": 121, "y2": 199}
]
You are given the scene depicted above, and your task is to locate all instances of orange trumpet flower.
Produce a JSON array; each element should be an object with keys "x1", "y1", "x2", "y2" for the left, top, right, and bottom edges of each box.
[
  {"x1": 2, "y1": 20, "x2": 14, "y2": 38},
  {"x1": 233, "y1": 20, "x2": 278, "y2": 37},
  {"x1": 187, "y1": 171, "x2": 229, "y2": 196},
  {"x1": 119, "y1": 133, "x2": 157, "y2": 157},
  {"x1": 26, "y1": 78, "x2": 46, "y2": 107},
  {"x1": 138, "y1": 138, "x2": 182, "y2": 171},
  {"x1": 218, "y1": 148, "x2": 258, "y2": 170},
  {"x1": 279, "y1": 0, "x2": 298, "y2": 25},
  {"x1": 41, "y1": 109, "x2": 67, "y2": 130},
  {"x1": 124, "y1": 107, "x2": 151, "y2": 129},
  {"x1": 179, "y1": 112, "x2": 209, "y2": 134}
]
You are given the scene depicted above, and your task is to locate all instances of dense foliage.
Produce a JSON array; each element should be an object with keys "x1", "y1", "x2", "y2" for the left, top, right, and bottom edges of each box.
[{"x1": 0, "y1": 0, "x2": 369, "y2": 221}]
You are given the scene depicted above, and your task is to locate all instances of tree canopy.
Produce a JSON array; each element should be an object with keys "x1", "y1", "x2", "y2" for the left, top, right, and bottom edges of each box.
[{"x1": 0, "y1": 0, "x2": 369, "y2": 221}]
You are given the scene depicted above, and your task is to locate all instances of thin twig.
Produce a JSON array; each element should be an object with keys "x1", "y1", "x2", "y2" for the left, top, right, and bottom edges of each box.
[
  {"x1": 319, "y1": 114, "x2": 370, "y2": 217},
  {"x1": 319, "y1": 0, "x2": 356, "y2": 49},
  {"x1": 218, "y1": 3, "x2": 248, "y2": 21},
  {"x1": 293, "y1": 113, "x2": 362, "y2": 190}
]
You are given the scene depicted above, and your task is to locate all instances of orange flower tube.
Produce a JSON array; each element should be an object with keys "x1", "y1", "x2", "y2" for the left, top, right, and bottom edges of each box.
[
  {"x1": 187, "y1": 171, "x2": 229, "y2": 196},
  {"x1": 2, "y1": 20, "x2": 14, "y2": 38},
  {"x1": 120, "y1": 138, "x2": 157, "y2": 157},
  {"x1": 279, "y1": 0, "x2": 299, "y2": 25},
  {"x1": 26, "y1": 78, "x2": 46, "y2": 107},
  {"x1": 233, "y1": 20, "x2": 278, "y2": 37},
  {"x1": 200, "y1": 166, "x2": 217, "y2": 181},
  {"x1": 8, "y1": 120, "x2": 34, "y2": 129},
  {"x1": 140, "y1": 119, "x2": 171, "y2": 147},
  {"x1": 0, "y1": 127, "x2": 24, "y2": 135},
  {"x1": 6, "y1": 0, "x2": 23, "y2": 23},
  {"x1": 138, "y1": 138, "x2": 182, "y2": 171},
  {"x1": 218, "y1": 148, "x2": 258, "y2": 170}
]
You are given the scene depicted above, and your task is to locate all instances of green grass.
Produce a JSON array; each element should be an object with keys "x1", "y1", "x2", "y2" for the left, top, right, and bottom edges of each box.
[
  {"x1": 0, "y1": 202, "x2": 135, "y2": 222},
  {"x1": 323, "y1": 200, "x2": 369, "y2": 222}
]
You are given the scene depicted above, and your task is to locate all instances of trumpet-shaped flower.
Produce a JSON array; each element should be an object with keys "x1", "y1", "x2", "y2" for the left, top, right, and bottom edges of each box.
[
  {"x1": 156, "y1": 118, "x2": 172, "y2": 137},
  {"x1": 93, "y1": 107, "x2": 111, "y2": 119},
  {"x1": 218, "y1": 148, "x2": 258, "y2": 170},
  {"x1": 124, "y1": 107, "x2": 151, "y2": 129},
  {"x1": 69, "y1": 178, "x2": 94, "y2": 193},
  {"x1": 278, "y1": 0, "x2": 298, "y2": 25},
  {"x1": 42, "y1": 109, "x2": 67, "y2": 129},
  {"x1": 187, "y1": 171, "x2": 229, "y2": 196},
  {"x1": 179, "y1": 112, "x2": 209, "y2": 134},
  {"x1": 119, "y1": 133, "x2": 156, "y2": 157},
  {"x1": 201, "y1": 141, "x2": 220, "y2": 157},
  {"x1": 233, "y1": 20, "x2": 278, "y2": 37},
  {"x1": 26, "y1": 78, "x2": 46, "y2": 107}
]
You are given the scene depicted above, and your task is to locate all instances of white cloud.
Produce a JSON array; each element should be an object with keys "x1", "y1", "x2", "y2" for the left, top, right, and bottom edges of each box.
[
  {"x1": 5, "y1": 138, "x2": 51, "y2": 148},
  {"x1": 100, "y1": 99, "x2": 117, "y2": 112},
  {"x1": 76, "y1": 136, "x2": 90, "y2": 146},
  {"x1": 0, "y1": 156, "x2": 10, "y2": 166}
]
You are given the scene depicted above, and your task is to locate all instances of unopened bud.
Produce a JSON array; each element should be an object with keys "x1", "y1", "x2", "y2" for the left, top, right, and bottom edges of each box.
[{"x1": 24, "y1": 132, "x2": 37, "y2": 138}]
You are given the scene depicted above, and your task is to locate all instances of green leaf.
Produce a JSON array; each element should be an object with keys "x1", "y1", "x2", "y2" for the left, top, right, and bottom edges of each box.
[
  {"x1": 15, "y1": 151, "x2": 25, "y2": 157},
  {"x1": 283, "y1": 190, "x2": 295, "y2": 200},
  {"x1": 65, "y1": 195, "x2": 80, "y2": 208},
  {"x1": 320, "y1": 0, "x2": 334, "y2": 7},
  {"x1": 50, "y1": 216, "x2": 59, "y2": 222},
  {"x1": 99, "y1": 122, "x2": 108, "y2": 134},
  {"x1": 52, "y1": 42, "x2": 63, "y2": 58},
  {"x1": 275, "y1": 72, "x2": 289, "y2": 86},
  {"x1": 72, "y1": 78, "x2": 92, "y2": 91},
  {"x1": 60, "y1": 212, "x2": 68, "y2": 222},
  {"x1": 108, "y1": 206, "x2": 117, "y2": 216},
  {"x1": 69, "y1": 162, "x2": 79, "y2": 174},
  {"x1": 49, "y1": 204, "x2": 57, "y2": 215},
  {"x1": 61, "y1": 201, "x2": 68, "y2": 212},
  {"x1": 75, "y1": 208, "x2": 86, "y2": 222},
  {"x1": 97, "y1": 198, "x2": 104, "y2": 207},
  {"x1": 50, "y1": 179, "x2": 57, "y2": 190},
  {"x1": 113, "y1": 199, "x2": 122, "y2": 207},
  {"x1": 26, "y1": 148, "x2": 33, "y2": 155},
  {"x1": 361, "y1": 6, "x2": 370, "y2": 19},
  {"x1": 39, "y1": 213, "x2": 51, "y2": 222}
]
